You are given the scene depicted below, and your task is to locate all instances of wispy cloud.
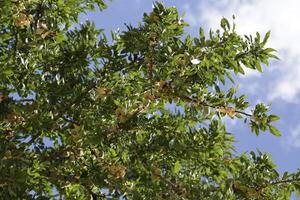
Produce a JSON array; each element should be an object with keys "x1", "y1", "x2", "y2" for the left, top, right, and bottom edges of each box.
[
  {"x1": 282, "y1": 124, "x2": 300, "y2": 150},
  {"x1": 184, "y1": 0, "x2": 300, "y2": 103}
]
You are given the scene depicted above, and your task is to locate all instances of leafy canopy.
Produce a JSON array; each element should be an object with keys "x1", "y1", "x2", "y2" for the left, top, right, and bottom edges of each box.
[{"x1": 0, "y1": 0, "x2": 299, "y2": 199}]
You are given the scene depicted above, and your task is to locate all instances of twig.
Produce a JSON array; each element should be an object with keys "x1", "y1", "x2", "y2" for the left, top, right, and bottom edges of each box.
[
  {"x1": 179, "y1": 94, "x2": 252, "y2": 117},
  {"x1": 15, "y1": 98, "x2": 35, "y2": 102}
]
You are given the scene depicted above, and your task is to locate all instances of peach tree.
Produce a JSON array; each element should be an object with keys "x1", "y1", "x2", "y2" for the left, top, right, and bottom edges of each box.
[{"x1": 1, "y1": 0, "x2": 300, "y2": 199}]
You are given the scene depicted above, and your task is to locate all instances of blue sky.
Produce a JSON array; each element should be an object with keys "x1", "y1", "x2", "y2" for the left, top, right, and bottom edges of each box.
[{"x1": 83, "y1": 0, "x2": 300, "y2": 174}]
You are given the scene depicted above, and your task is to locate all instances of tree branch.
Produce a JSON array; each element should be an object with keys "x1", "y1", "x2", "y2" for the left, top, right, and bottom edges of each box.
[
  {"x1": 15, "y1": 98, "x2": 35, "y2": 103},
  {"x1": 179, "y1": 94, "x2": 252, "y2": 117}
]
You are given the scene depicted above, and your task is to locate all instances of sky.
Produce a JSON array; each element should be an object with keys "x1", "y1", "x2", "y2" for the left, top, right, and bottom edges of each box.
[{"x1": 83, "y1": 0, "x2": 300, "y2": 177}]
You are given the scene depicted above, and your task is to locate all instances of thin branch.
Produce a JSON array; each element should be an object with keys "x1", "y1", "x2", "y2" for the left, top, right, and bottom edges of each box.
[
  {"x1": 235, "y1": 177, "x2": 300, "y2": 196},
  {"x1": 179, "y1": 94, "x2": 252, "y2": 117},
  {"x1": 15, "y1": 98, "x2": 35, "y2": 102},
  {"x1": 140, "y1": 161, "x2": 187, "y2": 197},
  {"x1": 234, "y1": 110, "x2": 252, "y2": 117},
  {"x1": 267, "y1": 178, "x2": 300, "y2": 188},
  {"x1": 62, "y1": 115, "x2": 81, "y2": 126}
]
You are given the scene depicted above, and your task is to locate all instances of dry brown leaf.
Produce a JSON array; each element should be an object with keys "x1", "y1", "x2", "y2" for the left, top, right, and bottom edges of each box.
[
  {"x1": 15, "y1": 14, "x2": 32, "y2": 27},
  {"x1": 0, "y1": 94, "x2": 7, "y2": 102},
  {"x1": 143, "y1": 91, "x2": 155, "y2": 101},
  {"x1": 217, "y1": 107, "x2": 236, "y2": 117},
  {"x1": 115, "y1": 108, "x2": 128, "y2": 123},
  {"x1": 155, "y1": 80, "x2": 165, "y2": 88},
  {"x1": 41, "y1": 31, "x2": 51, "y2": 39},
  {"x1": 96, "y1": 87, "x2": 111, "y2": 97},
  {"x1": 36, "y1": 28, "x2": 45, "y2": 35},
  {"x1": 108, "y1": 164, "x2": 126, "y2": 179}
]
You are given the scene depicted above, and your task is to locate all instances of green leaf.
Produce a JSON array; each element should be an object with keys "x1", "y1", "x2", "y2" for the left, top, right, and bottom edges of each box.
[
  {"x1": 255, "y1": 62, "x2": 263, "y2": 72},
  {"x1": 269, "y1": 54, "x2": 280, "y2": 60},
  {"x1": 238, "y1": 65, "x2": 245, "y2": 74},
  {"x1": 269, "y1": 125, "x2": 281, "y2": 136},
  {"x1": 282, "y1": 171, "x2": 289, "y2": 180},
  {"x1": 55, "y1": 33, "x2": 65, "y2": 43},
  {"x1": 261, "y1": 30, "x2": 271, "y2": 46},
  {"x1": 255, "y1": 32, "x2": 260, "y2": 43},
  {"x1": 268, "y1": 114, "x2": 280, "y2": 122},
  {"x1": 264, "y1": 48, "x2": 276, "y2": 53},
  {"x1": 220, "y1": 18, "x2": 230, "y2": 30},
  {"x1": 3, "y1": 69, "x2": 13, "y2": 76},
  {"x1": 173, "y1": 161, "x2": 181, "y2": 174},
  {"x1": 199, "y1": 27, "x2": 205, "y2": 42}
]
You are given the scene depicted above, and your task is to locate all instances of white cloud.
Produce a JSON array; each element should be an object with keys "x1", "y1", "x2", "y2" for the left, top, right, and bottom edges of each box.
[
  {"x1": 184, "y1": 0, "x2": 300, "y2": 102},
  {"x1": 282, "y1": 124, "x2": 300, "y2": 150}
]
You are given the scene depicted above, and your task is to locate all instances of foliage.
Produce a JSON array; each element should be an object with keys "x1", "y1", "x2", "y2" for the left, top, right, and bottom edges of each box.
[{"x1": 0, "y1": 0, "x2": 299, "y2": 199}]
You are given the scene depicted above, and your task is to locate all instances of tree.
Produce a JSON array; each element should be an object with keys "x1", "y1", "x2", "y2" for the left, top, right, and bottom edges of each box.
[{"x1": 0, "y1": 0, "x2": 299, "y2": 199}]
